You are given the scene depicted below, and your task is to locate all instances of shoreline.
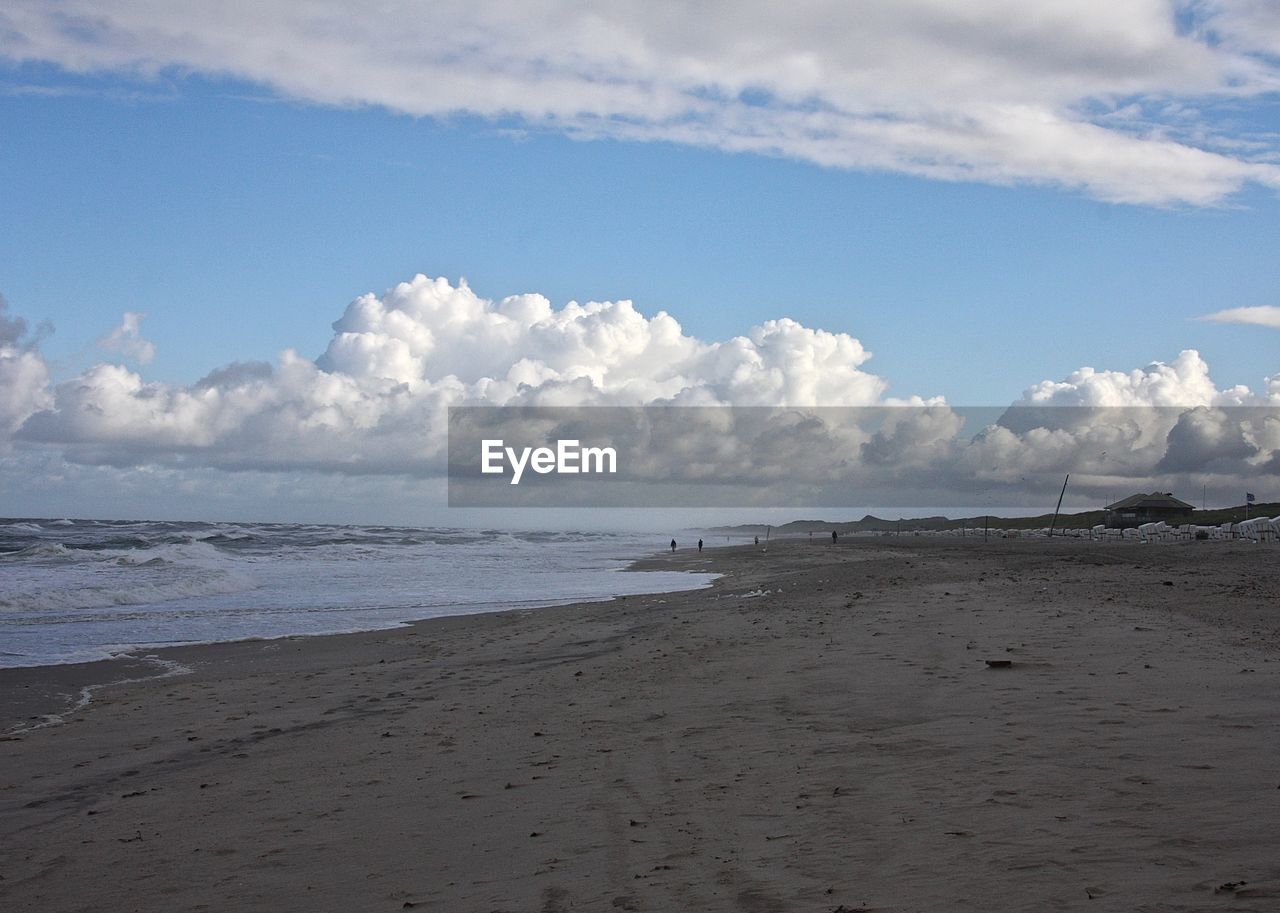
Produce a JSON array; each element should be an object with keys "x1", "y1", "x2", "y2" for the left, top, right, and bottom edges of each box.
[
  {"x1": 0, "y1": 537, "x2": 725, "y2": 718},
  {"x1": 5, "y1": 533, "x2": 1271, "y2": 722},
  {"x1": 3, "y1": 537, "x2": 1279, "y2": 911},
  {"x1": 0, "y1": 547, "x2": 724, "y2": 733}
]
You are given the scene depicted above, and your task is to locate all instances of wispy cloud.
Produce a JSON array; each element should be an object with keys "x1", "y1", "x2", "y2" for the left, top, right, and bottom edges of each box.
[
  {"x1": 0, "y1": 80, "x2": 177, "y2": 102},
  {"x1": 5, "y1": 1, "x2": 1280, "y2": 205},
  {"x1": 1199, "y1": 305, "x2": 1280, "y2": 328},
  {"x1": 98, "y1": 311, "x2": 156, "y2": 364}
]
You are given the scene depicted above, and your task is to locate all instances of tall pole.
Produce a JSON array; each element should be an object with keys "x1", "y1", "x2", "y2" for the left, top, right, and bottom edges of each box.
[{"x1": 1049, "y1": 474, "x2": 1070, "y2": 538}]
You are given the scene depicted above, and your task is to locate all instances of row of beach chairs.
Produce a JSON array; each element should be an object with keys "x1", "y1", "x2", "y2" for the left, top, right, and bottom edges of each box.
[
  {"x1": 1084, "y1": 520, "x2": 1279, "y2": 542},
  {"x1": 914, "y1": 519, "x2": 1280, "y2": 542}
]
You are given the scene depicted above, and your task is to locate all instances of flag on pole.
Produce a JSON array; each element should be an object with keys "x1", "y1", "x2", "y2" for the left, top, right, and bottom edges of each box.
[{"x1": 1246, "y1": 492, "x2": 1256, "y2": 503}]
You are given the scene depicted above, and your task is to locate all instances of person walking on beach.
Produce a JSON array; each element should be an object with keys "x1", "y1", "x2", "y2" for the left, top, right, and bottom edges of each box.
[
  {"x1": 832, "y1": 530, "x2": 838, "y2": 544},
  {"x1": 670, "y1": 538, "x2": 677, "y2": 552},
  {"x1": 698, "y1": 538, "x2": 703, "y2": 552}
]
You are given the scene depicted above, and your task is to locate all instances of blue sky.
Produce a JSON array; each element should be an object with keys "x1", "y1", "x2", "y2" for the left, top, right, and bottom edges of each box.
[
  {"x1": 2, "y1": 2, "x2": 1279, "y2": 522},
  {"x1": 5, "y1": 67, "x2": 1280, "y2": 405}
]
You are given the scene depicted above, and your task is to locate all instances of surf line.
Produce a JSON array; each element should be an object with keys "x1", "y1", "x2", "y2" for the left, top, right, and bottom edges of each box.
[{"x1": 6, "y1": 654, "x2": 193, "y2": 736}]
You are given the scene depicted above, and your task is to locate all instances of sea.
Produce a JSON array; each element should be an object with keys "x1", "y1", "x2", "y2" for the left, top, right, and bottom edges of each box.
[{"x1": 0, "y1": 518, "x2": 717, "y2": 668}]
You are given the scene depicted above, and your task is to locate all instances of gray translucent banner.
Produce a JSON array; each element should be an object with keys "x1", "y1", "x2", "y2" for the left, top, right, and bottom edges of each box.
[{"x1": 447, "y1": 405, "x2": 1280, "y2": 508}]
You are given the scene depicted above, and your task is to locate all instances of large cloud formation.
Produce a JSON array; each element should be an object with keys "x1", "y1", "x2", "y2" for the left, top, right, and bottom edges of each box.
[
  {"x1": 4, "y1": 1, "x2": 1280, "y2": 205},
  {"x1": 4, "y1": 275, "x2": 1278, "y2": 508},
  {"x1": 954, "y1": 351, "x2": 1280, "y2": 504},
  {"x1": 13, "y1": 275, "x2": 897, "y2": 475}
]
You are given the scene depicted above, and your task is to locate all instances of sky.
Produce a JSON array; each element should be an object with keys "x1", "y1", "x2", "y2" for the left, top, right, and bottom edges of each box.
[{"x1": 1, "y1": 1, "x2": 1279, "y2": 525}]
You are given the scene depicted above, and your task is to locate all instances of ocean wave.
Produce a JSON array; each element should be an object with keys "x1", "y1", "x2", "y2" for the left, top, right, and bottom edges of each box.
[
  {"x1": 0, "y1": 566, "x2": 258, "y2": 613},
  {"x1": 4, "y1": 542, "x2": 73, "y2": 560},
  {"x1": 2, "y1": 522, "x2": 45, "y2": 534},
  {"x1": 0, "y1": 520, "x2": 700, "y2": 663}
]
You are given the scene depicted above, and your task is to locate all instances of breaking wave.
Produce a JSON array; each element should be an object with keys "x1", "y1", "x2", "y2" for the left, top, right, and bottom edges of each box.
[{"x1": 0, "y1": 518, "x2": 714, "y2": 667}]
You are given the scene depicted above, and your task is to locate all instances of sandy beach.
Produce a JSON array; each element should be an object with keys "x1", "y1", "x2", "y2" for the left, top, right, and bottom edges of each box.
[{"x1": 2, "y1": 537, "x2": 1278, "y2": 912}]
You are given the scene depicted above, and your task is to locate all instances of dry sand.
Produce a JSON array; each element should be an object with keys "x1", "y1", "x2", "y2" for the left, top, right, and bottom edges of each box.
[{"x1": 2, "y1": 537, "x2": 1279, "y2": 912}]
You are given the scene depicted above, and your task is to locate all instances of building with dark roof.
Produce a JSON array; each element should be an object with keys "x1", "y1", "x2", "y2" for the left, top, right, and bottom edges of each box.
[{"x1": 1104, "y1": 491, "x2": 1195, "y2": 529}]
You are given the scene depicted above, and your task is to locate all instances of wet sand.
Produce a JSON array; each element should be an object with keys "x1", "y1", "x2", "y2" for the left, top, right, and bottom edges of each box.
[{"x1": 2, "y1": 537, "x2": 1279, "y2": 912}]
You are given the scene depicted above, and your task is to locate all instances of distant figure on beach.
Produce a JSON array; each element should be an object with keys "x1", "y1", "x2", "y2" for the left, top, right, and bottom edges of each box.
[
  {"x1": 832, "y1": 530, "x2": 838, "y2": 544},
  {"x1": 754, "y1": 535, "x2": 759, "y2": 546},
  {"x1": 698, "y1": 538, "x2": 703, "y2": 552},
  {"x1": 670, "y1": 538, "x2": 677, "y2": 552}
]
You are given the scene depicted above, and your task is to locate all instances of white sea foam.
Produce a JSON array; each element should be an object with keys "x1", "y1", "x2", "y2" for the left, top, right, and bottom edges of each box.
[
  {"x1": 0, "y1": 519, "x2": 715, "y2": 667},
  {"x1": 6, "y1": 653, "x2": 194, "y2": 735},
  {"x1": 7, "y1": 541, "x2": 72, "y2": 559}
]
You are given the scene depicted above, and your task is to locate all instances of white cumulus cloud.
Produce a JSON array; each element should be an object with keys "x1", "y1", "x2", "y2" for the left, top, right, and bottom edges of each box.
[
  {"x1": 3, "y1": 276, "x2": 1278, "y2": 506},
  {"x1": 0, "y1": 296, "x2": 52, "y2": 438},
  {"x1": 1013, "y1": 349, "x2": 1255, "y2": 407},
  {"x1": 17, "y1": 275, "x2": 895, "y2": 474},
  {"x1": 964, "y1": 350, "x2": 1280, "y2": 490},
  {"x1": 4, "y1": 1, "x2": 1280, "y2": 205}
]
